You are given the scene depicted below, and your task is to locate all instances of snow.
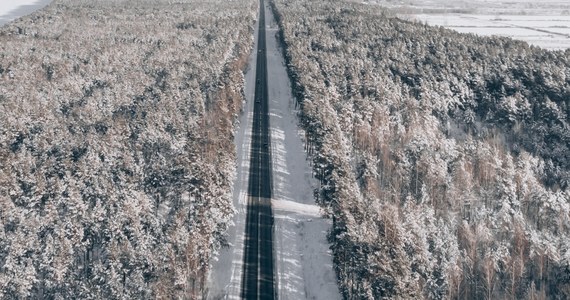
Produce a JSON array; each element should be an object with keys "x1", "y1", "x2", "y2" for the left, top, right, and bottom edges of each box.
[
  {"x1": 549, "y1": 27, "x2": 570, "y2": 35},
  {"x1": 411, "y1": 13, "x2": 570, "y2": 50},
  {"x1": 264, "y1": 1, "x2": 341, "y2": 298},
  {"x1": 371, "y1": 0, "x2": 570, "y2": 50},
  {"x1": 271, "y1": 199, "x2": 321, "y2": 218},
  {"x1": 0, "y1": 0, "x2": 51, "y2": 26},
  {"x1": 208, "y1": 2, "x2": 341, "y2": 299},
  {"x1": 370, "y1": 0, "x2": 570, "y2": 15},
  {"x1": 206, "y1": 9, "x2": 259, "y2": 300}
]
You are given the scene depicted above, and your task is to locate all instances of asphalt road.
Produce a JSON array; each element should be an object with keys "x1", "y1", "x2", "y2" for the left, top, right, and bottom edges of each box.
[{"x1": 241, "y1": 0, "x2": 275, "y2": 298}]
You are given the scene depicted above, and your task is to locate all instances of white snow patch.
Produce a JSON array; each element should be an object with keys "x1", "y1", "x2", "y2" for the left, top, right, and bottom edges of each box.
[
  {"x1": 272, "y1": 199, "x2": 322, "y2": 218},
  {"x1": 0, "y1": 0, "x2": 51, "y2": 26},
  {"x1": 372, "y1": 0, "x2": 570, "y2": 50},
  {"x1": 412, "y1": 13, "x2": 570, "y2": 50}
]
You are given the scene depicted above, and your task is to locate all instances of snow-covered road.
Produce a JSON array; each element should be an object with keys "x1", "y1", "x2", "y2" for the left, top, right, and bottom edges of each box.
[
  {"x1": 0, "y1": 0, "x2": 51, "y2": 26},
  {"x1": 208, "y1": 1, "x2": 341, "y2": 299},
  {"x1": 265, "y1": 2, "x2": 341, "y2": 299},
  {"x1": 207, "y1": 7, "x2": 259, "y2": 299}
]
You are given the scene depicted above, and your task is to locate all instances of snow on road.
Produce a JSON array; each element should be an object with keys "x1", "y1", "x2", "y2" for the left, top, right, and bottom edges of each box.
[
  {"x1": 0, "y1": 0, "x2": 51, "y2": 26},
  {"x1": 208, "y1": 2, "x2": 341, "y2": 299},
  {"x1": 207, "y1": 11, "x2": 259, "y2": 300},
  {"x1": 265, "y1": 1, "x2": 341, "y2": 299}
]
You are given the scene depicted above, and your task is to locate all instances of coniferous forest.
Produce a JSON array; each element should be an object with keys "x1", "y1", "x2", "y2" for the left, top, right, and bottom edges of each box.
[
  {"x1": 0, "y1": 0, "x2": 255, "y2": 298},
  {"x1": 271, "y1": 0, "x2": 569, "y2": 298},
  {"x1": 1, "y1": 0, "x2": 570, "y2": 299}
]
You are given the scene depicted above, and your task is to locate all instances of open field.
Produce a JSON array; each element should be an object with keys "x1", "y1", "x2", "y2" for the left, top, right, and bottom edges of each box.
[
  {"x1": 368, "y1": 0, "x2": 570, "y2": 15},
  {"x1": 413, "y1": 14, "x2": 570, "y2": 50},
  {"x1": 369, "y1": 0, "x2": 570, "y2": 50}
]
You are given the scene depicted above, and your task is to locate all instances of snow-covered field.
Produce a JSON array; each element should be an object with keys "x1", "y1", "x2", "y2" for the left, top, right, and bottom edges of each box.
[
  {"x1": 0, "y1": 0, "x2": 51, "y2": 26},
  {"x1": 369, "y1": 0, "x2": 570, "y2": 50},
  {"x1": 207, "y1": 2, "x2": 340, "y2": 299},
  {"x1": 413, "y1": 14, "x2": 570, "y2": 50}
]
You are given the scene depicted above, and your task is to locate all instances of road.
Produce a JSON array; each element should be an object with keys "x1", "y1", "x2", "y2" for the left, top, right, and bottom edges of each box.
[{"x1": 241, "y1": 0, "x2": 275, "y2": 298}]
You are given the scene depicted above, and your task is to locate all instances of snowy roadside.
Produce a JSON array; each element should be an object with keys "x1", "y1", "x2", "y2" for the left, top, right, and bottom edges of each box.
[
  {"x1": 206, "y1": 8, "x2": 259, "y2": 300},
  {"x1": 0, "y1": 0, "x2": 52, "y2": 26},
  {"x1": 265, "y1": 2, "x2": 341, "y2": 299},
  {"x1": 208, "y1": 1, "x2": 341, "y2": 298}
]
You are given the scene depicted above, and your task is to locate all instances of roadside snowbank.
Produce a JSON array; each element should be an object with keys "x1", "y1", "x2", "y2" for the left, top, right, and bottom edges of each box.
[
  {"x1": 206, "y1": 8, "x2": 259, "y2": 300},
  {"x1": 265, "y1": 2, "x2": 341, "y2": 299}
]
